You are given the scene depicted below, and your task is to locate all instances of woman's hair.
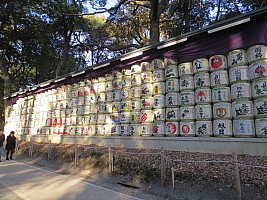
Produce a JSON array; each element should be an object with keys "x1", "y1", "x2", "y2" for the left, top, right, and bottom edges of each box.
[{"x1": 10, "y1": 131, "x2": 15, "y2": 135}]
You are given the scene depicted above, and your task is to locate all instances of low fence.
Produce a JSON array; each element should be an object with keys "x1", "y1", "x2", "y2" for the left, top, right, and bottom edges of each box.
[{"x1": 16, "y1": 140, "x2": 267, "y2": 200}]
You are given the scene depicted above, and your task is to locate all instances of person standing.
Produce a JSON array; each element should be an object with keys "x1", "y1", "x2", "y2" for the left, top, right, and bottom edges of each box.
[
  {"x1": 5, "y1": 131, "x2": 16, "y2": 160},
  {"x1": 0, "y1": 130, "x2": 5, "y2": 162}
]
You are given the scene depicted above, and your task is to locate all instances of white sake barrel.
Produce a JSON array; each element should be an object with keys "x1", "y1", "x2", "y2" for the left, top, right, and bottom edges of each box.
[
  {"x1": 233, "y1": 119, "x2": 255, "y2": 137},
  {"x1": 121, "y1": 111, "x2": 131, "y2": 123},
  {"x1": 165, "y1": 122, "x2": 179, "y2": 136},
  {"x1": 255, "y1": 118, "x2": 267, "y2": 137},
  {"x1": 213, "y1": 102, "x2": 232, "y2": 119},
  {"x1": 113, "y1": 90, "x2": 121, "y2": 102},
  {"x1": 112, "y1": 102, "x2": 121, "y2": 112},
  {"x1": 104, "y1": 124, "x2": 112, "y2": 135},
  {"x1": 97, "y1": 77, "x2": 106, "y2": 83},
  {"x1": 105, "y1": 73, "x2": 113, "y2": 81},
  {"x1": 152, "y1": 122, "x2": 165, "y2": 136},
  {"x1": 141, "y1": 61, "x2": 152, "y2": 72},
  {"x1": 70, "y1": 116, "x2": 77, "y2": 126},
  {"x1": 131, "y1": 64, "x2": 141, "y2": 74},
  {"x1": 120, "y1": 124, "x2": 130, "y2": 135},
  {"x1": 76, "y1": 106, "x2": 84, "y2": 115},
  {"x1": 166, "y1": 107, "x2": 179, "y2": 121},
  {"x1": 97, "y1": 114, "x2": 105, "y2": 124},
  {"x1": 151, "y1": 58, "x2": 164, "y2": 70},
  {"x1": 180, "y1": 106, "x2": 195, "y2": 120},
  {"x1": 63, "y1": 126, "x2": 70, "y2": 135},
  {"x1": 251, "y1": 78, "x2": 267, "y2": 98},
  {"x1": 131, "y1": 74, "x2": 141, "y2": 86},
  {"x1": 153, "y1": 95, "x2": 165, "y2": 108},
  {"x1": 141, "y1": 71, "x2": 153, "y2": 84},
  {"x1": 77, "y1": 116, "x2": 83, "y2": 125},
  {"x1": 101, "y1": 103, "x2": 112, "y2": 113},
  {"x1": 165, "y1": 65, "x2": 178, "y2": 79},
  {"x1": 112, "y1": 79, "x2": 122, "y2": 90},
  {"x1": 227, "y1": 49, "x2": 247, "y2": 67},
  {"x1": 141, "y1": 109, "x2": 154, "y2": 123},
  {"x1": 195, "y1": 104, "x2": 212, "y2": 120},
  {"x1": 97, "y1": 82, "x2": 106, "y2": 93},
  {"x1": 229, "y1": 66, "x2": 249, "y2": 83},
  {"x1": 130, "y1": 124, "x2": 141, "y2": 136},
  {"x1": 209, "y1": 55, "x2": 227, "y2": 71},
  {"x1": 121, "y1": 76, "x2": 131, "y2": 88},
  {"x1": 153, "y1": 108, "x2": 165, "y2": 121},
  {"x1": 105, "y1": 81, "x2": 113, "y2": 91},
  {"x1": 194, "y1": 73, "x2": 210, "y2": 88},
  {"x1": 212, "y1": 87, "x2": 231, "y2": 102},
  {"x1": 84, "y1": 96, "x2": 90, "y2": 105},
  {"x1": 71, "y1": 98, "x2": 78, "y2": 108},
  {"x1": 130, "y1": 111, "x2": 141, "y2": 124},
  {"x1": 122, "y1": 68, "x2": 131, "y2": 77},
  {"x1": 166, "y1": 78, "x2": 179, "y2": 93},
  {"x1": 178, "y1": 62, "x2": 193, "y2": 77},
  {"x1": 121, "y1": 88, "x2": 132, "y2": 100},
  {"x1": 95, "y1": 125, "x2": 104, "y2": 135},
  {"x1": 89, "y1": 94, "x2": 97, "y2": 104},
  {"x1": 84, "y1": 79, "x2": 92, "y2": 86},
  {"x1": 195, "y1": 88, "x2": 211, "y2": 104},
  {"x1": 180, "y1": 121, "x2": 195, "y2": 136},
  {"x1": 82, "y1": 116, "x2": 90, "y2": 126},
  {"x1": 193, "y1": 58, "x2": 209, "y2": 74},
  {"x1": 105, "y1": 114, "x2": 113, "y2": 124},
  {"x1": 131, "y1": 87, "x2": 141, "y2": 99},
  {"x1": 92, "y1": 82, "x2": 99, "y2": 94},
  {"x1": 131, "y1": 99, "x2": 141, "y2": 110},
  {"x1": 112, "y1": 69, "x2": 122, "y2": 79},
  {"x1": 164, "y1": 57, "x2": 177, "y2": 66},
  {"x1": 166, "y1": 92, "x2": 179, "y2": 107},
  {"x1": 89, "y1": 104, "x2": 97, "y2": 113},
  {"x1": 83, "y1": 106, "x2": 90, "y2": 115},
  {"x1": 180, "y1": 91, "x2": 195, "y2": 106},
  {"x1": 67, "y1": 92, "x2": 72, "y2": 99},
  {"x1": 153, "y1": 69, "x2": 165, "y2": 82},
  {"x1": 141, "y1": 83, "x2": 153, "y2": 96},
  {"x1": 213, "y1": 120, "x2": 232, "y2": 136},
  {"x1": 88, "y1": 125, "x2": 96, "y2": 136},
  {"x1": 232, "y1": 101, "x2": 253, "y2": 119},
  {"x1": 97, "y1": 93, "x2": 106, "y2": 103},
  {"x1": 64, "y1": 117, "x2": 71, "y2": 126},
  {"x1": 231, "y1": 82, "x2": 251, "y2": 100},
  {"x1": 140, "y1": 123, "x2": 153, "y2": 136},
  {"x1": 210, "y1": 70, "x2": 229, "y2": 87},
  {"x1": 105, "y1": 91, "x2": 113, "y2": 102},
  {"x1": 254, "y1": 98, "x2": 267, "y2": 118},
  {"x1": 121, "y1": 100, "x2": 131, "y2": 111},
  {"x1": 60, "y1": 109, "x2": 66, "y2": 117},
  {"x1": 153, "y1": 82, "x2": 166, "y2": 95},
  {"x1": 249, "y1": 60, "x2": 267, "y2": 80},
  {"x1": 141, "y1": 96, "x2": 153, "y2": 109},
  {"x1": 247, "y1": 44, "x2": 267, "y2": 63},
  {"x1": 112, "y1": 113, "x2": 121, "y2": 123},
  {"x1": 195, "y1": 121, "x2": 212, "y2": 136},
  {"x1": 180, "y1": 75, "x2": 194, "y2": 91}
]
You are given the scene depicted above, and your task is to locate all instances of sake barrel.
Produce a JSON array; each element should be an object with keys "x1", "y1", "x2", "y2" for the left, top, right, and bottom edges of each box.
[
  {"x1": 165, "y1": 65, "x2": 178, "y2": 79},
  {"x1": 112, "y1": 79, "x2": 122, "y2": 90},
  {"x1": 121, "y1": 111, "x2": 131, "y2": 124},
  {"x1": 120, "y1": 124, "x2": 130, "y2": 135},
  {"x1": 153, "y1": 95, "x2": 165, "y2": 108},
  {"x1": 166, "y1": 78, "x2": 179, "y2": 93},
  {"x1": 166, "y1": 107, "x2": 179, "y2": 121},
  {"x1": 97, "y1": 114, "x2": 105, "y2": 124},
  {"x1": 229, "y1": 66, "x2": 249, "y2": 83},
  {"x1": 247, "y1": 44, "x2": 267, "y2": 63},
  {"x1": 164, "y1": 57, "x2": 177, "y2": 66},
  {"x1": 195, "y1": 121, "x2": 212, "y2": 136},
  {"x1": 195, "y1": 88, "x2": 211, "y2": 104},
  {"x1": 96, "y1": 93, "x2": 106, "y2": 103},
  {"x1": 112, "y1": 69, "x2": 122, "y2": 79},
  {"x1": 180, "y1": 106, "x2": 195, "y2": 120},
  {"x1": 209, "y1": 55, "x2": 227, "y2": 71},
  {"x1": 165, "y1": 92, "x2": 179, "y2": 107},
  {"x1": 213, "y1": 120, "x2": 232, "y2": 136},
  {"x1": 141, "y1": 71, "x2": 153, "y2": 84},
  {"x1": 131, "y1": 64, "x2": 141, "y2": 74},
  {"x1": 249, "y1": 60, "x2": 267, "y2": 80},
  {"x1": 97, "y1": 81, "x2": 106, "y2": 93},
  {"x1": 180, "y1": 121, "x2": 195, "y2": 136},
  {"x1": 212, "y1": 87, "x2": 231, "y2": 103},
  {"x1": 153, "y1": 82, "x2": 166, "y2": 95},
  {"x1": 152, "y1": 122, "x2": 165, "y2": 136},
  {"x1": 231, "y1": 82, "x2": 251, "y2": 100},
  {"x1": 165, "y1": 122, "x2": 179, "y2": 136},
  {"x1": 121, "y1": 88, "x2": 132, "y2": 100},
  {"x1": 101, "y1": 103, "x2": 112, "y2": 113},
  {"x1": 213, "y1": 102, "x2": 232, "y2": 119},
  {"x1": 130, "y1": 111, "x2": 141, "y2": 124},
  {"x1": 141, "y1": 61, "x2": 152, "y2": 72},
  {"x1": 84, "y1": 95, "x2": 91, "y2": 105},
  {"x1": 88, "y1": 125, "x2": 96, "y2": 136},
  {"x1": 130, "y1": 124, "x2": 141, "y2": 136},
  {"x1": 251, "y1": 78, "x2": 267, "y2": 98},
  {"x1": 180, "y1": 91, "x2": 195, "y2": 106},
  {"x1": 180, "y1": 75, "x2": 194, "y2": 91},
  {"x1": 194, "y1": 73, "x2": 210, "y2": 88},
  {"x1": 195, "y1": 104, "x2": 212, "y2": 120},
  {"x1": 210, "y1": 70, "x2": 229, "y2": 88},
  {"x1": 233, "y1": 119, "x2": 255, "y2": 137},
  {"x1": 193, "y1": 58, "x2": 209, "y2": 74},
  {"x1": 113, "y1": 90, "x2": 122, "y2": 102},
  {"x1": 141, "y1": 83, "x2": 153, "y2": 96},
  {"x1": 105, "y1": 114, "x2": 113, "y2": 124},
  {"x1": 151, "y1": 58, "x2": 164, "y2": 70},
  {"x1": 112, "y1": 112, "x2": 121, "y2": 123},
  {"x1": 255, "y1": 118, "x2": 267, "y2": 137},
  {"x1": 131, "y1": 74, "x2": 141, "y2": 86},
  {"x1": 105, "y1": 91, "x2": 113, "y2": 102},
  {"x1": 254, "y1": 98, "x2": 267, "y2": 118},
  {"x1": 104, "y1": 124, "x2": 112, "y2": 136},
  {"x1": 227, "y1": 49, "x2": 247, "y2": 67},
  {"x1": 153, "y1": 69, "x2": 165, "y2": 82},
  {"x1": 105, "y1": 73, "x2": 113, "y2": 81},
  {"x1": 121, "y1": 100, "x2": 131, "y2": 111},
  {"x1": 122, "y1": 68, "x2": 131, "y2": 77},
  {"x1": 178, "y1": 62, "x2": 193, "y2": 77},
  {"x1": 141, "y1": 109, "x2": 154, "y2": 123},
  {"x1": 105, "y1": 81, "x2": 113, "y2": 91},
  {"x1": 95, "y1": 125, "x2": 104, "y2": 135},
  {"x1": 140, "y1": 123, "x2": 153, "y2": 136},
  {"x1": 89, "y1": 94, "x2": 97, "y2": 104},
  {"x1": 131, "y1": 98, "x2": 141, "y2": 110},
  {"x1": 141, "y1": 96, "x2": 153, "y2": 109},
  {"x1": 153, "y1": 108, "x2": 165, "y2": 121},
  {"x1": 232, "y1": 101, "x2": 253, "y2": 119},
  {"x1": 89, "y1": 104, "x2": 97, "y2": 113},
  {"x1": 121, "y1": 76, "x2": 131, "y2": 88},
  {"x1": 131, "y1": 87, "x2": 141, "y2": 99},
  {"x1": 112, "y1": 102, "x2": 121, "y2": 112}
]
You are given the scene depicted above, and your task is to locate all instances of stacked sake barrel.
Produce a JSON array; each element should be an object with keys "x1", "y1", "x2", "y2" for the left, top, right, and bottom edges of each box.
[{"x1": 248, "y1": 45, "x2": 267, "y2": 137}]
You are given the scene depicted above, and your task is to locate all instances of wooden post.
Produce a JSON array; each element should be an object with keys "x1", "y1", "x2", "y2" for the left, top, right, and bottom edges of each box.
[
  {"x1": 108, "y1": 145, "x2": 112, "y2": 173},
  {"x1": 160, "y1": 147, "x2": 166, "y2": 186},
  {"x1": 48, "y1": 140, "x2": 51, "y2": 161},
  {"x1": 233, "y1": 153, "x2": 242, "y2": 200},
  {"x1": 171, "y1": 160, "x2": 175, "y2": 190},
  {"x1": 74, "y1": 143, "x2": 78, "y2": 167},
  {"x1": 15, "y1": 140, "x2": 19, "y2": 155}
]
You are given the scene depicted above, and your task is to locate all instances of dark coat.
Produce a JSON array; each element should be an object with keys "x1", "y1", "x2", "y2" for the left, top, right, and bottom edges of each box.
[
  {"x1": 5, "y1": 135, "x2": 16, "y2": 150},
  {"x1": 0, "y1": 134, "x2": 5, "y2": 147}
]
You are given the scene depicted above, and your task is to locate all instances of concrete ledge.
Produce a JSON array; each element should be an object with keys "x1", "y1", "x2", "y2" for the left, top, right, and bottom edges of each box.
[{"x1": 17, "y1": 135, "x2": 267, "y2": 156}]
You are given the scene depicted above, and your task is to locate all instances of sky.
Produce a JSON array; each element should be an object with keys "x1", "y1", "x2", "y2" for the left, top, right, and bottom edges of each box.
[{"x1": 85, "y1": 0, "x2": 116, "y2": 17}]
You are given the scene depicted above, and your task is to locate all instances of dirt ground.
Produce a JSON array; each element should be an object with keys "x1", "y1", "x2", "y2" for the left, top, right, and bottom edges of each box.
[{"x1": 13, "y1": 142, "x2": 267, "y2": 200}]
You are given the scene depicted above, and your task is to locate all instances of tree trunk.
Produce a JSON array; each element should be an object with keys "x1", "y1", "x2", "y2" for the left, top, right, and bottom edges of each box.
[
  {"x1": 56, "y1": 44, "x2": 69, "y2": 78},
  {"x1": 149, "y1": 0, "x2": 160, "y2": 44},
  {"x1": 183, "y1": 0, "x2": 190, "y2": 32}
]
